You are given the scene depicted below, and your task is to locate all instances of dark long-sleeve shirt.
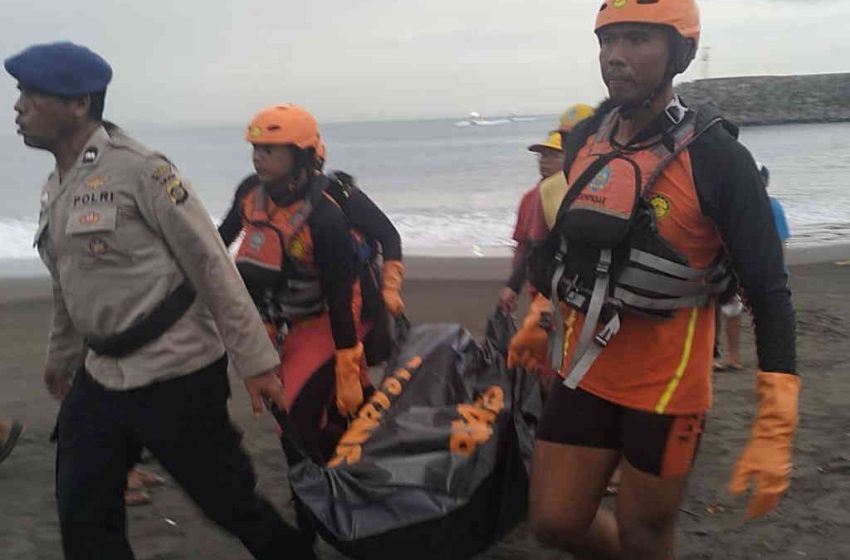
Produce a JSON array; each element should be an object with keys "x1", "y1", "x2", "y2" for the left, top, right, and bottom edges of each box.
[
  {"x1": 687, "y1": 121, "x2": 796, "y2": 374},
  {"x1": 325, "y1": 171, "x2": 403, "y2": 262},
  {"x1": 308, "y1": 196, "x2": 358, "y2": 349}
]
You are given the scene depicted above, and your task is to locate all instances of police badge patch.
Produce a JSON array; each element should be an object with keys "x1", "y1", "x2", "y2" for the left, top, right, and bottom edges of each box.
[
  {"x1": 165, "y1": 177, "x2": 189, "y2": 204},
  {"x1": 151, "y1": 164, "x2": 175, "y2": 185}
]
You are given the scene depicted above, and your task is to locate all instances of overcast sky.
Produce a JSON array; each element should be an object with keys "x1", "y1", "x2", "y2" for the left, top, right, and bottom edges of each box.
[{"x1": 1, "y1": 0, "x2": 848, "y2": 125}]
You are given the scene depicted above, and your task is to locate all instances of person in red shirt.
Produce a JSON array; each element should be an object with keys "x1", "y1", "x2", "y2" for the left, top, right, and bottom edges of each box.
[{"x1": 498, "y1": 132, "x2": 563, "y2": 312}]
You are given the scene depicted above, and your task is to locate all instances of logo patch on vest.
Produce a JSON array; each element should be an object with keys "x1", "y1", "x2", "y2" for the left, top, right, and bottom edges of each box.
[
  {"x1": 289, "y1": 238, "x2": 306, "y2": 259},
  {"x1": 588, "y1": 165, "x2": 612, "y2": 192},
  {"x1": 249, "y1": 232, "x2": 265, "y2": 250},
  {"x1": 649, "y1": 194, "x2": 672, "y2": 220},
  {"x1": 613, "y1": 0, "x2": 627, "y2": 8}
]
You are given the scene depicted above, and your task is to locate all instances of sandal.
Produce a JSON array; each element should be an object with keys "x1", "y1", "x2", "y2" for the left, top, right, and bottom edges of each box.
[
  {"x1": 0, "y1": 420, "x2": 24, "y2": 464},
  {"x1": 136, "y1": 468, "x2": 165, "y2": 487},
  {"x1": 127, "y1": 469, "x2": 145, "y2": 491},
  {"x1": 604, "y1": 466, "x2": 622, "y2": 496},
  {"x1": 124, "y1": 489, "x2": 152, "y2": 507}
]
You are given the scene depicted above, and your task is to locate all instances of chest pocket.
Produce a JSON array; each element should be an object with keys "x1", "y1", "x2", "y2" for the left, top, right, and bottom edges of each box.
[
  {"x1": 66, "y1": 205, "x2": 118, "y2": 235},
  {"x1": 65, "y1": 206, "x2": 131, "y2": 267}
]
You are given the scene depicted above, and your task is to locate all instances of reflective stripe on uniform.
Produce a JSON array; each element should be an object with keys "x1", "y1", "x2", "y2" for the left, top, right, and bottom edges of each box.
[{"x1": 655, "y1": 307, "x2": 700, "y2": 414}]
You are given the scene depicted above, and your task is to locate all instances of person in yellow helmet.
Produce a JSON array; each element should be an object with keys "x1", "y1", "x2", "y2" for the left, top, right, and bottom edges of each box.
[
  {"x1": 498, "y1": 131, "x2": 564, "y2": 312},
  {"x1": 500, "y1": 105, "x2": 598, "y2": 313},
  {"x1": 539, "y1": 102, "x2": 606, "y2": 230},
  {"x1": 559, "y1": 103, "x2": 596, "y2": 134},
  {"x1": 509, "y1": 1, "x2": 799, "y2": 557}
]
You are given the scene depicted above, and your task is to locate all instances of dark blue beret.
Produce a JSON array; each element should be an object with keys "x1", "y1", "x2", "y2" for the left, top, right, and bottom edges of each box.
[{"x1": 4, "y1": 41, "x2": 112, "y2": 97}]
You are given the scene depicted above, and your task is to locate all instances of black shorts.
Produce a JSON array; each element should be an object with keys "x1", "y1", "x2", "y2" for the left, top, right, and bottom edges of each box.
[{"x1": 537, "y1": 381, "x2": 704, "y2": 478}]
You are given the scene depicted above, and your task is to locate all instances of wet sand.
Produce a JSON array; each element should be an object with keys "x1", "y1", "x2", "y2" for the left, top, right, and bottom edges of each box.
[{"x1": 1, "y1": 261, "x2": 849, "y2": 559}]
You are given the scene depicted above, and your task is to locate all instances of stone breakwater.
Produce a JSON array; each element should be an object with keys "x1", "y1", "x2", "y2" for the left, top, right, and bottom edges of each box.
[{"x1": 676, "y1": 73, "x2": 850, "y2": 126}]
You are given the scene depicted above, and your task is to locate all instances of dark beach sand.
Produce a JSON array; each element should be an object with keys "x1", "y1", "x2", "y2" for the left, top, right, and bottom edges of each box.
[{"x1": 1, "y1": 261, "x2": 848, "y2": 559}]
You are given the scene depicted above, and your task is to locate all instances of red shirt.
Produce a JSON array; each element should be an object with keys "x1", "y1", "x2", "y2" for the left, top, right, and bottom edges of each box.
[{"x1": 512, "y1": 184, "x2": 548, "y2": 243}]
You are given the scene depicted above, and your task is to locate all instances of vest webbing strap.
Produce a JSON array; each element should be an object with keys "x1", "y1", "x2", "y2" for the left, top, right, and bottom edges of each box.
[
  {"x1": 563, "y1": 248, "x2": 612, "y2": 389},
  {"x1": 548, "y1": 238, "x2": 569, "y2": 372},
  {"x1": 628, "y1": 249, "x2": 710, "y2": 280},
  {"x1": 563, "y1": 314, "x2": 621, "y2": 390},
  {"x1": 618, "y1": 267, "x2": 720, "y2": 298},
  {"x1": 612, "y1": 288, "x2": 710, "y2": 311}
]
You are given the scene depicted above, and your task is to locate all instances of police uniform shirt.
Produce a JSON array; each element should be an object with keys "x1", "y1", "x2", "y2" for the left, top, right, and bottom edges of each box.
[{"x1": 35, "y1": 126, "x2": 279, "y2": 389}]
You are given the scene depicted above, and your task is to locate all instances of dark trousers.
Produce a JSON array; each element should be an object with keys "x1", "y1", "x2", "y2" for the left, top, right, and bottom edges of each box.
[
  {"x1": 284, "y1": 359, "x2": 373, "y2": 543},
  {"x1": 287, "y1": 359, "x2": 344, "y2": 465},
  {"x1": 55, "y1": 356, "x2": 314, "y2": 560},
  {"x1": 286, "y1": 358, "x2": 375, "y2": 465}
]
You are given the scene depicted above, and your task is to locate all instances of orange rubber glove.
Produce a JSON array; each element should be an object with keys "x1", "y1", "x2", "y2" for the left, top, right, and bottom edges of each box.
[
  {"x1": 335, "y1": 342, "x2": 365, "y2": 417},
  {"x1": 507, "y1": 294, "x2": 551, "y2": 372},
  {"x1": 382, "y1": 260, "x2": 405, "y2": 317},
  {"x1": 729, "y1": 371, "x2": 801, "y2": 519}
]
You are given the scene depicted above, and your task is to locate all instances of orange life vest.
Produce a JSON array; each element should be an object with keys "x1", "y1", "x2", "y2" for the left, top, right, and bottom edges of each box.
[
  {"x1": 235, "y1": 182, "x2": 329, "y2": 323},
  {"x1": 540, "y1": 102, "x2": 732, "y2": 413}
]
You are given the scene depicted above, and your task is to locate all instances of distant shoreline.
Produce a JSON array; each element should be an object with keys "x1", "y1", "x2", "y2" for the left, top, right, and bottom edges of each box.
[{"x1": 3, "y1": 242, "x2": 849, "y2": 303}]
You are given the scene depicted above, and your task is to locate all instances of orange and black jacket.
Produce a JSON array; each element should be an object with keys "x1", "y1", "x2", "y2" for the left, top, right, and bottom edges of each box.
[{"x1": 220, "y1": 175, "x2": 358, "y2": 349}]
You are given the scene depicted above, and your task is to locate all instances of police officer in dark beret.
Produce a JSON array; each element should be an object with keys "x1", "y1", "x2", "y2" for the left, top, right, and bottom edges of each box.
[{"x1": 5, "y1": 41, "x2": 316, "y2": 559}]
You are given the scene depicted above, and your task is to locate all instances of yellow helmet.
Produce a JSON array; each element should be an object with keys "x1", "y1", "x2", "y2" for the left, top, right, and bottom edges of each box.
[
  {"x1": 528, "y1": 131, "x2": 563, "y2": 153},
  {"x1": 558, "y1": 104, "x2": 596, "y2": 133}
]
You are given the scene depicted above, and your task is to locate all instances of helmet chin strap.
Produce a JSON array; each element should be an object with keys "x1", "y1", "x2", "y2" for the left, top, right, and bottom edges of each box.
[{"x1": 619, "y1": 62, "x2": 676, "y2": 121}]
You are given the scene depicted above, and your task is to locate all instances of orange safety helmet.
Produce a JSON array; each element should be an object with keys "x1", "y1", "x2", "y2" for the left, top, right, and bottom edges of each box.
[
  {"x1": 595, "y1": 0, "x2": 700, "y2": 75},
  {"x1": 245, "y1": 103, "x2": 321, "y2": 150},
  {"x1": 558, "y1": 103, "x2": 596, "y2": 133},
  {"x1": 316, "y1": 139, "x2": 326, "y2": 162}
]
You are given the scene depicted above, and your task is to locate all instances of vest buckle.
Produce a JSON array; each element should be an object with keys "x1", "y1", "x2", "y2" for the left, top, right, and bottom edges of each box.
[
  {"x1": 557, "y1": 273, "x2": 580, "y2": 301},
  {"x1": 593, "y1": 314, "x2": 621, "y2": 348},
  {"x1": 594, "y1": 261, "x2": 610, "y2": 278}
]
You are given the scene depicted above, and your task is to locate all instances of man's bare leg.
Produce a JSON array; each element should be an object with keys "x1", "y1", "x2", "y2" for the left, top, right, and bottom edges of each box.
[
  {"x1": 529, "y1": 440, "x2": 622, "y2": 559},
  {"x1": 614, "y1": 459, "x2": 690, "y2": 559}
]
